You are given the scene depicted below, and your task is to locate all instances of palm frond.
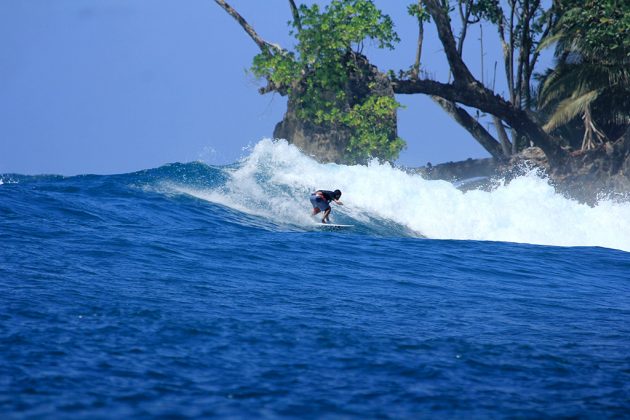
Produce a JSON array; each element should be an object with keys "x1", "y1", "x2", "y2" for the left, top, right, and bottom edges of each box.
[
  {"x1": 543, "y1": 90, "x2": 599, "y2": 132},
  {"x1": 539, "y1": 62, "x2": 630, "y2": 109},
  {"x1": 539, "y1": 64, "x2": 585, "y2": 108},
  {"x1": 537, "y1": 32, "x2": 563, "y2": 53}
]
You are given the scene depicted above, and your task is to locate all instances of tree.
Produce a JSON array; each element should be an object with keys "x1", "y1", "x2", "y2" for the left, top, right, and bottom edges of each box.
[
  {"x1": 392, "y1": 0, "x2": 568, "y2": 166},
  {"x1": 537, "y1": 0, "x2": 630, "y2": 151},
  {"x1": 406, "y1": 1, "x2": 510, "y2": 161},
  {"x1": 403, "y1": 0, "x2": 556, "y2": 160},
  {"x1": 218, "y1": 0, "x2": 405, "y2": 164},
  {"x1": 216, "y1": 0, "x2": 629, "y2": 188}
]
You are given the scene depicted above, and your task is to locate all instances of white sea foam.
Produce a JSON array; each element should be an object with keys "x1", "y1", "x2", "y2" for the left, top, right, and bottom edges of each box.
[{"x1": 187, "y1": 139, "x2": 630, "y2": 252}]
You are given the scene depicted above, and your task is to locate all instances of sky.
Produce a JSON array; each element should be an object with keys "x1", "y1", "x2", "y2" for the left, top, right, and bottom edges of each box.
[{"x1": 0, "y1": 0, "x2": 542, "y2": 175}]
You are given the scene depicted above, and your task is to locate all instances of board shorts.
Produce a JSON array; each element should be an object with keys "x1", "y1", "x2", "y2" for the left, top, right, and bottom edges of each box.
[{"x1": 310, "y1": 193, "x2": 330, "y2": 211}]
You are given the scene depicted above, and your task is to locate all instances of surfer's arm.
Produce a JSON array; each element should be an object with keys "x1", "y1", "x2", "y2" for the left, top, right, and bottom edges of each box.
[{"x1": 334, "y1": 200, "x2": 343, "y2": 205}]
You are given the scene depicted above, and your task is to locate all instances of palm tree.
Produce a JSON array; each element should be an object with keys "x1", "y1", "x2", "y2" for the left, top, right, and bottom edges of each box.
[{"x1": 537, "y1": 0, "x2": 630, "y2": 151}]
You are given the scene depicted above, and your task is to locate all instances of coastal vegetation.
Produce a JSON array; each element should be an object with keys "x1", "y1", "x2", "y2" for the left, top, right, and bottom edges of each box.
[
  {"x1": 250, "y1": 0, "x2": 404, "y2": 163},
  {"x1": 216, "y1": 0, "x2": 630, "y2": 201},
  {"x1": 537, "y1": 0, "x2": 630, "y2": 150}
]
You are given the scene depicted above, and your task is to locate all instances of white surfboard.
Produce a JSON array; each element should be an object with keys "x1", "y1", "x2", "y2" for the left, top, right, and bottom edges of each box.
[{"x1": 314, "y1": 223, "x2": 354, "y2": 230}]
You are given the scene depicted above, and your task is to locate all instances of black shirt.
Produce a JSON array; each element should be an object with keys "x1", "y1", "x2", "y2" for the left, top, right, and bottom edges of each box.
[{"x1": 317, "y1": 190, "x2": 337, "y2": 202}]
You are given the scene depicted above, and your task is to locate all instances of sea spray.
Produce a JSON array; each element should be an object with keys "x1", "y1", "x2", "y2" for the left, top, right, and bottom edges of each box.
[{"x1": 176, "y1": 139, "x2": 630, "y2": 252}]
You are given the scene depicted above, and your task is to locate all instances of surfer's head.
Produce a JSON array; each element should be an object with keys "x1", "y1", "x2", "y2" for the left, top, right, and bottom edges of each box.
[{"x1": 334, "y1": 189, "x2": 342, "y2": 200}]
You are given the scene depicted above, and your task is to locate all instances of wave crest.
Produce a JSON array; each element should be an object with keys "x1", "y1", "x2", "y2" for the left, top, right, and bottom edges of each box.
[{"x1": 172, "y1": 139, "x2": 630, "y2": 252}]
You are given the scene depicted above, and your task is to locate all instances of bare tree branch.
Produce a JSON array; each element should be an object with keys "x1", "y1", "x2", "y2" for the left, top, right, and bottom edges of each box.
[
  {"x1": 288, "y1": 0, "x2": 302, "y2": 32},
  {"x1": 422, "y1": 0, "x2": 476, "y2": 84},
  {"x1": 456, "y1": 0, "x2": 473, "y2": 58},
  {"x1": 493, "y1": 116, "x2": 513, "y2": 157},
  {"x1": 433, "y1": 97, "x2": 506, "y2": 160},
  {"x1": 392, "y1": 78, "x2": 567, "y2": 165},
  {"x1": 411, "y1": 1, "x2": 424, "y2": 79},
  {"x1": 214, "y1": 0, "x2": 282, "y2": 53}
]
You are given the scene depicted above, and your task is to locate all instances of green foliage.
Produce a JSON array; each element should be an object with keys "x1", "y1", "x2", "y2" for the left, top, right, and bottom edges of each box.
[
  {"x1": 549, "y1": 0, "x2": 630, "y2": 61},
  {"x1": 250, "y1": 0, "x2": 404, "y2": 163},
  {"x1": 470, "y1": 0, "x2": 550, "y2": 52},
  {"x1": 407, "y1": 2, "x2": 430, "y2": 23},
  {"x1": 251, "y1": 50, "x2": 300, "y2": 89},
  {"x1": 469, "y1": 0, "x2": 503, "y2": 26},
  {"x1": 537, "y1": 0, "x2": 630, "y2": 140},
  {"x1": 296, "y1": 0, "x2": 399, "y2": 55},
  {"x1": 343, "y1": 96, "x2": 405, "y2": 163}
]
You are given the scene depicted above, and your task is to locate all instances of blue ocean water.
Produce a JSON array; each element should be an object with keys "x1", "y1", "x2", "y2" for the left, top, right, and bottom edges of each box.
[{"x1": 1, "y1": 140, "x2": 629, "y2": 418}]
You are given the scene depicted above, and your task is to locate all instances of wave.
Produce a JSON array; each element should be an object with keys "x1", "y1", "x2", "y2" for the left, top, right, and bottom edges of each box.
[
  {"x1": 165, "y1": 139, "x2": 630, "y2": 252},
  {"x1": 4, "y1": 139, "x2": 629, "y2": 252}
]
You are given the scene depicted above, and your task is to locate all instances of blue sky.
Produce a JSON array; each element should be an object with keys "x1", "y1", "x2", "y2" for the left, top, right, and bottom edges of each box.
[{"x1": 1, "y1": 0, "x2": 538, "y2": 175}]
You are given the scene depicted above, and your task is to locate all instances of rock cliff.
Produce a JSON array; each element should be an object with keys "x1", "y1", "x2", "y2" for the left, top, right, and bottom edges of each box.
[{"x1": 273, "y1": 52, "x2": 397, "y2": 164}]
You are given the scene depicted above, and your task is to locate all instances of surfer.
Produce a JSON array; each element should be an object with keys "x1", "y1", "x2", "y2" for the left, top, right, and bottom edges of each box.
[{"x1": 310, "y1": 189, "x2": 343, "y2": 224}]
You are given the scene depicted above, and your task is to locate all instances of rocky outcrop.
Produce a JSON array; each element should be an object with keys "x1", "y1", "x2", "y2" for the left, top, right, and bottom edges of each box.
[
  {"x1": 411, "y1": 130, "x2": 630, "y2": 204},
  {"x1": 552, "y1": 129, "x2": 630, "y2": 203},
  {"x1": 273, "y1": 52, "x2": 397, "y2": 164},
  {"x1": 413, "y1": 158, "x2": 498, "y2": 182},
  {"x1": 273, "y1": 108, "x2": 353, "y2": 163}
]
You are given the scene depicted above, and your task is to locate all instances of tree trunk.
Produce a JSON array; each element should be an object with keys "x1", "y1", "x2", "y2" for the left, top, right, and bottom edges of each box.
[
  {"x1": 393, "y1": 76, "x2": 567, "y2": 167},
  {"x1": 493, "y1": 116, "x2": 513, "y2": 157},
  {"x1": 408, "y1": 0, "x2": 568, "y2": 167},
  {"x1": 288, "y1": 0, "x2": 302, "y2": 32},
  {"x1": 423, "y1": 0, "x2": 476, "y2": 84},
  {"x1": 433, "y1": 97, "x2": 506, "y2": 160},
  {"x1": 411, "y1": 0, "x2": 424, "y2": 79},
  {"x1": 214, "y1": 0, "x2": 281, "y2": 54}
]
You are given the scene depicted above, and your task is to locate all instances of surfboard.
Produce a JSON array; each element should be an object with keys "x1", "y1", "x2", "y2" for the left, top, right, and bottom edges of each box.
[{"x1": 314, "y1": 223, "x2": 354, "y2": 230}]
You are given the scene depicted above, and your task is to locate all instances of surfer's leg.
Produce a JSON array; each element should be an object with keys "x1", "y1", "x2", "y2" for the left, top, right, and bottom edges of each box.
[
  {"x1": 322, "y1": 207, "x2": 331, "y2": 223},
  {"x1": 312, "y1": 207, "x2": 321, "y2": 215}
]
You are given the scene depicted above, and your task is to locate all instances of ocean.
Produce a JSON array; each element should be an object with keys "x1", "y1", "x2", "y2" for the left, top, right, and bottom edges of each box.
[{"x1": 1, "y1": 139, "x2": 629, "y2": 418}]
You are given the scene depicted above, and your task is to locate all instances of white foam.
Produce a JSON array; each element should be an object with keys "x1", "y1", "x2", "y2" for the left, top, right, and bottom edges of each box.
[{"x1": 189, "y1": 139, "x2": 630, "y2": 252}]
